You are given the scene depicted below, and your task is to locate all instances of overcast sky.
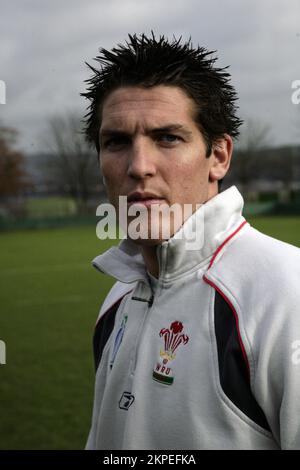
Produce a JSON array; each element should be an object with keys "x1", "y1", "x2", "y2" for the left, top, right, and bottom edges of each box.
[{"x1": 1, "y1": 0, "x2": 300, "y2": 154}]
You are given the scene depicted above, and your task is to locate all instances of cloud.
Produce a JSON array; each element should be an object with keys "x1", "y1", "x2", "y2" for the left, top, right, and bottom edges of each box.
[{"x1": 1, "y1": 0, "x2": 300, "y2": 153}]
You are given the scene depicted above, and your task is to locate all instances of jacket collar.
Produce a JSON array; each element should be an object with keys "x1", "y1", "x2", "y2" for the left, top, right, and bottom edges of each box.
[{"x1": 92, "y1": 186, "x2": 245, "y2": 283}]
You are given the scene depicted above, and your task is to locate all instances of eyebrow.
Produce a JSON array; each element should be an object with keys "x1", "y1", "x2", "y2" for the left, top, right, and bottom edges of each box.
[{"x1": 99, "y1": 124, "x2": 193, "y2": 140}]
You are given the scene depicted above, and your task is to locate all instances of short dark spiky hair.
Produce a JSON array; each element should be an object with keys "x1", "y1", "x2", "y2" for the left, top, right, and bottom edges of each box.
[{"x1": 81, "y1": 32, "x2": 243, "y2": 155}]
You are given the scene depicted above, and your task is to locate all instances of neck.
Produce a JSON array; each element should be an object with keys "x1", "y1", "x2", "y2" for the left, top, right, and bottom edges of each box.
[
  {"x1": 139, "y1": 245, "x2": 160, "y2": 278},
  {"x1": 138, "y1": 190, "x2": 218, "y2": 279}
]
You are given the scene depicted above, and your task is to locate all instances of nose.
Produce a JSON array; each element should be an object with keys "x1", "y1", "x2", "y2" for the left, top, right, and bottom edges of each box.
[{"x1": 127, "y1": 137, "x2": 157, "y2": 180}]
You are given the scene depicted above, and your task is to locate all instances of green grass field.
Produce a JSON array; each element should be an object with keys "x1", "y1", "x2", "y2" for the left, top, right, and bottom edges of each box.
[
  {"x1": 0, "y1": 226, "x2": 118, "y2": 449},
  {"x1": 0, "y1": 216, "x2": 300, "y2": 449}
]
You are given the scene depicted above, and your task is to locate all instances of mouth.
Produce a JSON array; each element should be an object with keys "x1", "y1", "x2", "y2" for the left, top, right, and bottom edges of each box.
[{"x1": 127, "y1": 191, "x2": 165, "y2": 208}]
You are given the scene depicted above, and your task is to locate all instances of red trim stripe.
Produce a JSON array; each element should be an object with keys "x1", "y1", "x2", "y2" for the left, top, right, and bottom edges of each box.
[
  {"x1": 203, "y1": 219, "x2": 250, "y2": 381},
  {"x1": 208, "y1": 220, "x2": 248, "y2": 269},
  {"x1": 203, "y1": 274, "x2": 251, "y2": 381}
]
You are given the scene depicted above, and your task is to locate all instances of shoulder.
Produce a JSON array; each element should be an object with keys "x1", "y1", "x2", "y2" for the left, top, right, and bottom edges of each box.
[
  {"x1": 209, "y1": 223, "x2": 300, "y2": 294},
  {"x1": 205, "y1": 223, "x2": 300, "y2": 337},
  {"x1": 239, "y1": 224, "x2": 300, "y2": 263},
  {"x1": 96, "y1": 281, "x2": 135, "y2": 325}
]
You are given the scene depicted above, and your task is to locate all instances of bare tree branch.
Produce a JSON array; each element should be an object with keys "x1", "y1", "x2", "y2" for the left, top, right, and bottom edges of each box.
[{"x1": 41, "y1": 113, "x2": 102, "y2": 212}]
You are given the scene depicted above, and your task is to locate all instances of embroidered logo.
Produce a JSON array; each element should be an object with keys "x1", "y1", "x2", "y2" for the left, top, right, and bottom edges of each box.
[
  {"x1": 119, "y1": 391, "x2": 135, "y2": 410},
  {"x1": 152, "y1": 321, "x2": 189, "y2": 385}
]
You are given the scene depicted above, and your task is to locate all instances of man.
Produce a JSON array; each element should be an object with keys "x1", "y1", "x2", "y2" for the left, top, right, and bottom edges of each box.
[{"x1": 81, "y1": 33, "x2": 300, "y2": 450}]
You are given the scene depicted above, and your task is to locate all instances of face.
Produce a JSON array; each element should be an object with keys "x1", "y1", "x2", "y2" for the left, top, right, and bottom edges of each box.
[{"x1": 99, "y1": 85, "x2": 232, "y2": 244}]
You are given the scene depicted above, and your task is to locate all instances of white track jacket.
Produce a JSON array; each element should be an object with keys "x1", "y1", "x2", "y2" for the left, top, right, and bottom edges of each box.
[{"x1": 86, "y1": 186, "x2": 300, "y2": 450}]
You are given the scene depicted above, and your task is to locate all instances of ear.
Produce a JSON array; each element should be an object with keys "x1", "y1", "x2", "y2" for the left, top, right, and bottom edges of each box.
[{"x1": 209, "y1": 134, "x2": 233, "y2": 182}]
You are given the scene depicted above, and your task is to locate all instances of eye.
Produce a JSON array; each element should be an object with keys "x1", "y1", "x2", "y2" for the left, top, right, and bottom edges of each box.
[
  {"x1": 158, "y1": 134, "x2": 182, "y2": 144},
  {"x1": 102, "y1": 136, "x2": 130, "y2": 150}
]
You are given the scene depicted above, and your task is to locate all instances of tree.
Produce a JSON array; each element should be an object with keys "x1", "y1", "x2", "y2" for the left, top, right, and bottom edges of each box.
[
  {"x1": 0, "y1": 126, "x2": 31, "y2": 198},
  {"x1": 233, "y1": 118, "x2": 271, "y2": 195},
  {"x1": 41, "y1": 114, "x2": 102, "y2": 213}
]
